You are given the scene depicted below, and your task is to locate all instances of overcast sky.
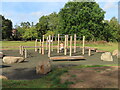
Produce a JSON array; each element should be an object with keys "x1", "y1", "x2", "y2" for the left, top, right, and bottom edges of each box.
[{"x1": 1, "y1": 0, "x2": 119, "y2": 27}]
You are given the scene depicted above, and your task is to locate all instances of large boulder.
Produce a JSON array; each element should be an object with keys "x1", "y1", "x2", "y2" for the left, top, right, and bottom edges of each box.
[
  {"x1": 36, "y1": 60, "x2": 51, "y2": 75},
  {"x1": 0, "y1": 75, "x2": 8, "y2": 80},
  {"x1": 101, "y1": 52, "x2": 113, "y2": 61},
  {"x1": 0, "y1": 52, "x2": 3, "y2": 58},
  {"x1": 112, "y1": 49, "x2": 118, "y2": 56},
  {"x1": 3, "y1": 56, "x2": 25, "y2": 64}
]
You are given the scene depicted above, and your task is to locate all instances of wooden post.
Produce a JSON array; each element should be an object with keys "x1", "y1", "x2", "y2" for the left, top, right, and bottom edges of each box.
[
  {"x1": 74, "y1": 34, "x2": 76, "y2": 53},
  {"x1": 66, "y1": 35, "x2": 68, "y2": 48},
  {"x1": 48, "y1": 35, "x2": 51, "y2": 57},
  {"x1": 19, "y1": 45, "x2": 22, "y2": 55},
  {"x1": 42, "y1": 35, "x2": 45, "y2": 55},
  {"x1": 21, "y1": 46, "x2": 24, "y2": 56},
  {"x1": 39, "y1": 39, "x2": 41, "y2": 53},
  {"x1": 35, "y1": 39, "x2": 38, "y2": 52},
  {"x1": 70, "y1": 36, "x2": 72, "y2": 56},
  {"x1": 88, "y1": 49, "x2": 91, "y2": 56},
  {"x1": 57, "y1": 34, "x2": 60, "y2": 53},
  {"x1": 46, "y1": 37, "x2": 48, "y2": 50},
  {"x1": 82, "y1": 36, "x2": 85, "y2": 55},
  {"x1": 52, "y1": 35, "x2": 54, "y2": 51},
  {"x1": 25, "y1": 49, "x2": 27, "y2": 58},
  {"x1": 64, "y1": 35, "x2": 67, "y2": 55},
  {"x1": 42, "y1": 42, "x2": 44, "y2": 55}
]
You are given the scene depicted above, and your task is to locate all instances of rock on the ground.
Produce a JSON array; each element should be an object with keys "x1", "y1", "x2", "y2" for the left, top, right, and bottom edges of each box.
[
  {"x1": 112, "y1": 49, "x2": 118, "y2": 56},
  {"x1": 0, "y1": 52, "x2": 3, "y2": 58},
  {"x1": 3, "y1": 56, "x2": 25, "y2": 64},
  {"x1": 36, "y1": 60, "x2": 51, "y2": 74},
  {"x1": 101, "y1": 52, "x2": 113, "y2": 61},
  {"x1": 0, "y1": 75, "x2": 8, "y2": 80}
]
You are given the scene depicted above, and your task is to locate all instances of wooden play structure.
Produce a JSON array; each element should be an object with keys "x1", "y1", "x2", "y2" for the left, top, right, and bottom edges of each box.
[{"x1": 19, "y1": 34, "x2": 97, "y2": 60}]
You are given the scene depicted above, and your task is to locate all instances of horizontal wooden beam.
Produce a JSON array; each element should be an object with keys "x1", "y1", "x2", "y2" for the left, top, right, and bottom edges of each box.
[
  {"x1": 49, "y1": 56, "x2": 85, "y2": 60},
  {"x1": 84, "y1": 47, "x2": 97, "y2": 50}
]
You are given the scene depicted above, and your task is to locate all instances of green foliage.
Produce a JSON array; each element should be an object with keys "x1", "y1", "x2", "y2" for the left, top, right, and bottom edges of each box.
[
  {"x1": 15, "y1": 22, "x2": 38, "y2": 40},
  {"x1": 1, "y1": 15, "x2": 13, "y2": 40},
  {"x1": 36, "y1": 12, "x2": 59, "y2": 38},
  {"x1": 103, "y1": 17, "x2": 119, "y2": 42},
  {"x1": 58, "y1": 1, "x2": 105, "y2": 41},
  {"x1": 36, "y1": 15, "x2": 49, "y2": 38},
  {"x1": 44, "y1": 31, "x2": 55, "y2": 39},
  {"x1": 22, "y1": 27, "x2": 38, "y2": 40}
]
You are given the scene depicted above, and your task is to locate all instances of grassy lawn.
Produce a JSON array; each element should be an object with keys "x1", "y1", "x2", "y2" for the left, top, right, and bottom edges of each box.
[{"x1": 2, "y1": 41, "x2": 118, "y2": 52}]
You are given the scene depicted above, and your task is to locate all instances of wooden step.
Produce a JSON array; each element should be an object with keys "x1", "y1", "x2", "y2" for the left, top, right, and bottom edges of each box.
[{"x1": 49, "y1": 56, "x2": 85, "y2": 60}]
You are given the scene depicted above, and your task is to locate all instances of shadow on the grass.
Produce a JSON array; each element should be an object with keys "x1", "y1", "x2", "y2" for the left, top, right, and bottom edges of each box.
[{"x1": 4, "y1": 68, "x2": 45, "y2": 80}]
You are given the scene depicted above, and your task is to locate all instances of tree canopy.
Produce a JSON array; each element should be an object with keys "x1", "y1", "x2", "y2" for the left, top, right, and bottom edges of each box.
[
  {"x1": 1, "y1": 15, "x2": 13, "y2": 40},
  {"x1": 58, "y1": 1, "x2": 105, "y2": 41}
]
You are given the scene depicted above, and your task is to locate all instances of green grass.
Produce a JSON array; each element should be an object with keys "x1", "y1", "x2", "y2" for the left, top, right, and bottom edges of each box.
[
  {"x1": 1, "y1": 41, "x2": 118, "y2": 52},
  {"x1": 72, "y1": 64, "x2": 118, "y2": 69}
]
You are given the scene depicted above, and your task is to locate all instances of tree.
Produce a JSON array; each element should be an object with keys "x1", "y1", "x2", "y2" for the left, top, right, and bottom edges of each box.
[
  {"x1": 102, "y1": 17, "x2": 119, "y2": 42},
  {"x1": 58, "y1": 0, "x2": 105, "y2": 41},
  {"x1": 36, "y1": 16, "x2": 49, "y2": 38},
  {"x1": 22, "y1": 27, "x2": 38, "y2": 40},
  {"x1": 47, "y1": 12, "x2": 60, "y2": 34},
  {"x1": 1, "y1": 15, "x2": 13, "y2": 40},
  {"x1": 36, "y1": 12, "x2": 60, "y2": 38}
]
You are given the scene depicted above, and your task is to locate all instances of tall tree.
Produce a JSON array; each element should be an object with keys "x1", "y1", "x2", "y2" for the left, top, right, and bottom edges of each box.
[
  {"x1": 36, "y1": 15, "x2": 49, "y2": 38},
  {"x1": 1, "y1": 15, "x2": 13, "y2": 40},
  {"x1": 103, "y1": 17, "x2": 119, "y2": 41},
  {"x1": 58, "y1": 0, "x2": 105, "y2": 41}
]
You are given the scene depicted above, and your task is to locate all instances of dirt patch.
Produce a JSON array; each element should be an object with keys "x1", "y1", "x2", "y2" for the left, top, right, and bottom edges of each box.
[{"x1": 61, "y1": 66, "x2": 119, "y2": 88}]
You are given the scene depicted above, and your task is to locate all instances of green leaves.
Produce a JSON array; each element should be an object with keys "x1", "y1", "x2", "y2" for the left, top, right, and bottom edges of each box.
[
  {"x1": 59, "y1": 1, "x2": 105, "y2": 41},
  {"x1": 1, "y1": 15, "x2": 12, "y2": 40},
  {"x1": 22, "y1": 27, "x2": 38, "y2": 40}
]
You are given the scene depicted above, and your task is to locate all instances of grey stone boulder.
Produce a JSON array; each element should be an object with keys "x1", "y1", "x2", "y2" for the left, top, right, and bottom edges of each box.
[
  {"x1": 3, "y1": 56, "x2": 25, "y2": 64},
  {"x1": 112, "y1": 49, "x2": 119, "y2": 58},
  {"x1": 0, "y1": 75, "x2": 8, "y2": 80},
  {"x1": 101, "y1": 52, "x2": 113, "y2": 61},
  {"x1": 36, "y1": 60, "x2": 51, "y2": 75}
]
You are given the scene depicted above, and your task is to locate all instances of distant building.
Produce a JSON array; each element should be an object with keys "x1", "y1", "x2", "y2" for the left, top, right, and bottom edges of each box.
[{"x1": 12, "y1": 29, "x2": 17, "y2": 36}]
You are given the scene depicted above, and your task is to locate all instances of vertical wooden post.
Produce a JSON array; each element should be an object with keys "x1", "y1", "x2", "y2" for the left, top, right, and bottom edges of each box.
[
  {"x1": 25, "y1": 49, "x2": 27, "y2": 58},
  {"x1": 57, "y1": 34, "x2": 60, "y2": 53},
  {"x1": 66, "y1": 35, "x2": 68, "y2": 48},
  {"x1": 51, "y1": 35, "x2": 54, "y2": 51},
  {"x1": 42, "y1": 42, "x2": 44, "y2": 55},
  {"x1": 46, "y1": 37, "x2": 48, "y2": 50},
  {"x1": 82, "y1": 36, "x2": 85, "y2": 55},
  {"x1": 42, "y1": 35, "x2": 44, "y2": 55},
  {"x1": 48, "y1": 35, "x2": 51, "y2": 57},
  {"x1": 74, "y1": 34, "x2": 76, "y2": 53},
  {"x1": 21, "y1": 46, "x2": 24, "y2": 56},
  {"x1": 64, "y1": 35, "x2": 67, "y2": 55},
  {"x1": 35, "y1": 39, "x2": 38, "y2": 52},
  {"x1": 70, "y1": 36, "x2": 72, "y2": 56},
  {"x1": 39, "y1": 39, "x2": 41, "y2": 53},
  {"x1": 19, "y1": 45, "x2": 22, "y2": 55},
  {"x1": 88, "y1": 49, "x2": 91, "y2": 56}
]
